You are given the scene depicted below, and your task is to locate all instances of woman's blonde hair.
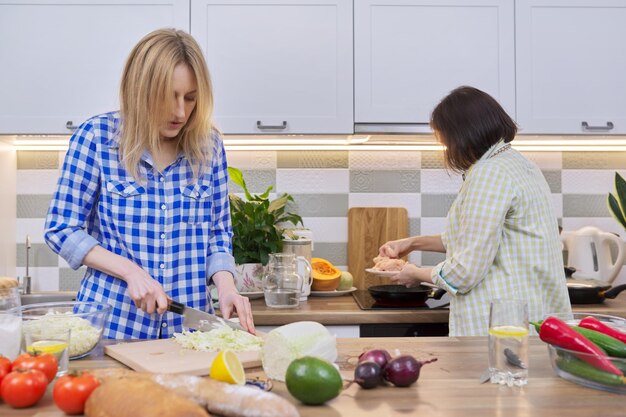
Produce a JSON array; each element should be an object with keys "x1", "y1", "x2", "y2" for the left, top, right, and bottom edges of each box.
[{"x1": 119, "y1": 28, "x2": 214, "y2": 181}]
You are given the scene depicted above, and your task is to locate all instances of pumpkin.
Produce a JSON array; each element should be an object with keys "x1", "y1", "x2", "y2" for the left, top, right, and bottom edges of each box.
[{"x1": 311, "y1": 258, "x2": 342, "y2": 291}]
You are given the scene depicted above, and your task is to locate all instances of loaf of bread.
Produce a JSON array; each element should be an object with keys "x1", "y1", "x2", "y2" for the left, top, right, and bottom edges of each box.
[
  {"x1": 90, "y1": 369, "x2": 299, "y2": 417},
  {"x1": 85, "y1": 375, "x2": 210, "y2": 417}
]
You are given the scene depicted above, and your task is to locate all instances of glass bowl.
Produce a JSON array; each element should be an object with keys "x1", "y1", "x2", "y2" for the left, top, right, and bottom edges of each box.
[
  {"x1": 544, "y1": 312, "x2": 626, "y2": 394},
  {"x1": 17, "y1": 301, "x2": 111, "y2": 359}
]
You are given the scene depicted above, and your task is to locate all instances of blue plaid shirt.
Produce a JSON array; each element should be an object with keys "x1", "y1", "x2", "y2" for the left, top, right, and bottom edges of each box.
[{"x1": 44, "y1": 112, "x2": 236, "y2": 339}]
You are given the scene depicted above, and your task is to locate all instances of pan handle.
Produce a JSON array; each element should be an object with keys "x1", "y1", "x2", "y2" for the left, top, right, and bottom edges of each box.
[
  {"x1": 430, "y1": 288, "x2": 447, "y2": 300},
  {"x1": 601, "y1": 284, "x2": 626, "y2": 300}
]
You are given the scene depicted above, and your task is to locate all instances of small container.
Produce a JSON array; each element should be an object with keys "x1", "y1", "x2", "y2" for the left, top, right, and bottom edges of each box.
[
  {"x1": 0, "y1": 286, "x2": 22, "y2": 360},
  {"x1": 23, "y1": 326, "x2": 71, "y2": 377}
]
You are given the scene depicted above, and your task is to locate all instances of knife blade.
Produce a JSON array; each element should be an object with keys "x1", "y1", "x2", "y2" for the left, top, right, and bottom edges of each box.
[{"x1": 167, "y1": 300, "x2": 246, "y2": 332}]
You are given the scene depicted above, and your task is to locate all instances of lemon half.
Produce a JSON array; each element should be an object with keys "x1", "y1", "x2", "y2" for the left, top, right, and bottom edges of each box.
[
  {"x1": 210, "y1": 350, "x2": 245, "y2": 385},
  {"x1": 488, "y1": 325, "x2": 529, "y2": 337},
  {"x1": 27, "y1": 340, "x2": 68, "y2": 355}
]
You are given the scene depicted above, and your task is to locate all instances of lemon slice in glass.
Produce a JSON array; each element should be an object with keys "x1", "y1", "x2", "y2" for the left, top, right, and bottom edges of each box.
[
  {"x1": 27, "y1": 340, "x2": 69, "y2": 355},
  {"x1": 488, "y1": 325, "x2": 529, "y2": 337},
  {"x1": 210, "y1": 350, "x2": 245, "y2": 385}
]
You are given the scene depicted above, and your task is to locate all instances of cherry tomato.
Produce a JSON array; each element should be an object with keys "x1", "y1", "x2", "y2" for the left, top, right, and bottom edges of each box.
[
  {"x1": 0, "y1": 355, "x2": 11, "y2": 385},
  {"x1": 12, "y1": 352, "x2": 58, "y2": 383},
  {"x1": 53, "y1": 371, "x2": 100, "y2": 415},
  {"x1": 0, "y1": 369, "x2": 48, "y2": 408}
]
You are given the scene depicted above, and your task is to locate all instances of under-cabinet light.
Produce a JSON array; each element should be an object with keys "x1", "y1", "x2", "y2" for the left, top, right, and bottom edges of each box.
[{"x1": 10, "y1": 136, "x2": 626, "y2": 152}]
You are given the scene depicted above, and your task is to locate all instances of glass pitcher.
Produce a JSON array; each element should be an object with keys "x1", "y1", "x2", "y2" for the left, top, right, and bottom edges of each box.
[{"x1": 262, "y1": 253, "x2": 308, "y2": 308}]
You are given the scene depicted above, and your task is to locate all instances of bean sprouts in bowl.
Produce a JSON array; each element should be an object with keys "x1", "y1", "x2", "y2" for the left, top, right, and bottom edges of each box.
[{"x1": 18, "y1": 301, "x2": 111, "y2": 359}]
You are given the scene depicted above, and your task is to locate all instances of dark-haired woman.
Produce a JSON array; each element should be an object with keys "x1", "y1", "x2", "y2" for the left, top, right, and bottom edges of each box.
[{"x1": 379, "y1": 86, "x2": 571, "y2": 336}]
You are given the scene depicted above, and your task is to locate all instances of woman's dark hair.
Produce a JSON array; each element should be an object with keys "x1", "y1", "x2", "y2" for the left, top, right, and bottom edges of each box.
[{"x1": 430, "y1": 86, "x2": 517, "y2": 172}]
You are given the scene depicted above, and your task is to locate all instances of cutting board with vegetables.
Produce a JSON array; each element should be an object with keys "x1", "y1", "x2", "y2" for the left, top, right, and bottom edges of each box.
[
  {"x1": 348, "y1": 207, "x2": 409, "y2": 290},
  {"x1": 104, "y1": 338, "x2": 261, "y2": 375}
]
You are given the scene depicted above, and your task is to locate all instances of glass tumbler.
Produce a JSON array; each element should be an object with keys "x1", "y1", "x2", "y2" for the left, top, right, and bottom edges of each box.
[
  {"x1": 488, "y1": 298, "x2": 529, "y2": 386},
  {"x1": 0, "y1": 287, "x2": 22, "y2": 360}
]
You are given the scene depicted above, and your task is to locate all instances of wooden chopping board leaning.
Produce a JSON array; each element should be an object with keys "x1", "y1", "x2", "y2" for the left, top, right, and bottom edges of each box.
[{"x1": 348, "y1": 207, "x2": 409, "y2": 290}]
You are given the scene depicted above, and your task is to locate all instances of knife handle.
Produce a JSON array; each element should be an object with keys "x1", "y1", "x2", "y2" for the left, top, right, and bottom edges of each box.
[{"x1": 167, "y1": 299, "x2": 186, "y2": 314}]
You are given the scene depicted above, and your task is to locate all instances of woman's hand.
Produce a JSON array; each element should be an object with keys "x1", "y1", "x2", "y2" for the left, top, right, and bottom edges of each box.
[
  {"x1": 213, "y1": 272, "x2": 256, "y2": 335},
  {"x1": 379, "y1": 237, "x2": 415, "y2": 259},
  {"x1": 82, "y1": 245, "x2": 169, "y2": 315},
  {"x1": 124, "y1": 267, "x2": 169, "y2": 315},
  {"x1": 389, "y1": 264, "x2": 435, "y2": 288}
]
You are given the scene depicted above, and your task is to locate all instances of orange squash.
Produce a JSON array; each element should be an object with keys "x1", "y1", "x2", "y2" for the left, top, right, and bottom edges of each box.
[{"x1": 311, "y1": 258, "x2": 341, "y2": 291}]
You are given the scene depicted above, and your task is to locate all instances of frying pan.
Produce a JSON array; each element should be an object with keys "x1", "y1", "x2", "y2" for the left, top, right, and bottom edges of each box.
[
  {"x1": 567, "y1": 278, "x2": 626, "y2": 304},
  {"x1": 368, "y1": 285, "x2": 446, "y2": 307}
]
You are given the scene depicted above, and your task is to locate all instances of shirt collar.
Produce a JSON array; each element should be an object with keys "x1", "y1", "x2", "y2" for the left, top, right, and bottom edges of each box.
[{"x1": 462, "y1": 139, "x2": 507, "y2": 181}]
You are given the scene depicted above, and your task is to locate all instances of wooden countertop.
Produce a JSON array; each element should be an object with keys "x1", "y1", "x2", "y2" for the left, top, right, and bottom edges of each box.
[
  {"x1": 249, "y1": 294, "x2": 626, "y2": 325},
  {"x1": 3, "y1": 336, "x2": 625, "y2": 417}
]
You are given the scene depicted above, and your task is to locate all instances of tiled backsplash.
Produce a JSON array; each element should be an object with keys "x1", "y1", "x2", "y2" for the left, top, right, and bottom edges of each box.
[{"x1": 14, "y1": 148, "x2": 626, "y2": 291}]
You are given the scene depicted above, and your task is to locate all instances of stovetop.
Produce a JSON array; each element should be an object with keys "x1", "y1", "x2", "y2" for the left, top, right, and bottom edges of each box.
[{"x1": 352, "y1": 290, "x2": 450, "y2": 310}]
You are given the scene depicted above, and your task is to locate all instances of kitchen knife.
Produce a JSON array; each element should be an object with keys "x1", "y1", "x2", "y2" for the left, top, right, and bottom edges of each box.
[{"x1": 167, "y1": 300, "x2": 246, "y2": 332}]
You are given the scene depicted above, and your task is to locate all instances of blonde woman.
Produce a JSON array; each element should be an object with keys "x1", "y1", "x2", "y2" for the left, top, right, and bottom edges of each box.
[{"x1": 45, "y1": 29, "x2": 255, "y2": 339}]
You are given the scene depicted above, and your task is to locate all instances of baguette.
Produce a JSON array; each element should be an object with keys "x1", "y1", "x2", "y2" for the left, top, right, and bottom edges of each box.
[
  {"x1": 90, "y1": 369, "x2": 300, "y2": 417},
  {"x1": 85, "y1": 375, "x2": 210, "y2": 417}
]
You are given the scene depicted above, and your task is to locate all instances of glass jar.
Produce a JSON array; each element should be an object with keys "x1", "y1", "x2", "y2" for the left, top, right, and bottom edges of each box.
[{"x1": 262, "y1": 253, "x2": 304, "y2": 308}]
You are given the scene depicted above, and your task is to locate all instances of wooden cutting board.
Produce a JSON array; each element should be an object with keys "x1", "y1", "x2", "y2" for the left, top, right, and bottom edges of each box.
[
  {"x1": 348, "y1": 207, "x2": 409, "y2": 290},
  {"x1": 104, "y1": 339, "x2": 261, "y2": 375}
]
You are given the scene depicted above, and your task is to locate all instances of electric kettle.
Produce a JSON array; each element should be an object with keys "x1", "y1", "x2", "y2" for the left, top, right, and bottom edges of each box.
[{"x1": 561, "y1": 226, "x2": 625, "y2": 284}]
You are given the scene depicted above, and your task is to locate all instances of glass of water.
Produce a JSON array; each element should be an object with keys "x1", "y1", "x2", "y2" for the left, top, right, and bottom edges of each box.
[
  {"x1": 488, "y1": 299, "x2": 529, "y2": 386},
  {"x1": 23, "y1": 325, "x2": 71, "y2": 377}
]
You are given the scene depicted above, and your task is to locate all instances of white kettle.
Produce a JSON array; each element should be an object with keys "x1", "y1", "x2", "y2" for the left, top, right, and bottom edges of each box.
[{"x1": 561, "y1": 226, "x2": 625, "y2": 284}]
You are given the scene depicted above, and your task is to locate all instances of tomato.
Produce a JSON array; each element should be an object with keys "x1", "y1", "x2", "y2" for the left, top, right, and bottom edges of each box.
[
  {"x1": 0, "y1": 355, "x2": 11, "y2": 386},
  {"x1": 12, "y1": 352, "x2": 58, "y2": 383},
  {"x1": 0, "y1": 369, "x2": 48, "y2": 408},
  {"x1": 53, "y1": 371, "x2": 100, "y2": 415}
]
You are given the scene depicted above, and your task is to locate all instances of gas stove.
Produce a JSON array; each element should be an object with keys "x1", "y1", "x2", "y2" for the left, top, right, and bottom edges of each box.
[{"x1": 352, "y1": 290, "x2": 450, "y2": 310}]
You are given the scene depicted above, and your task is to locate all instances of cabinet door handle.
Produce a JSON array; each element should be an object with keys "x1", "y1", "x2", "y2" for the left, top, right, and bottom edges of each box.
[
  {"x1": 66, "y1": 121, "x2": 78, "y2": 131},
  {"x1": 256, "y1": 120, "x2": 287, "y2": 130},
  {"x1": 581, "y1": 121, "x2": 614, "y2": 132}
]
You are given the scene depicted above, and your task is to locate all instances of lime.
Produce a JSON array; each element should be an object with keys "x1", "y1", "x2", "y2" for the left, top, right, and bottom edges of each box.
[
  {"x1": 27, "y1": 340, "x2": 68, "y2": 355},
  {"x1": 488, "y1": 325, "x2": 529, "y2": 337},
  {"x1": 285, "y1": 356, "x2": 343, "y2": 405},
  {"x1": 210, "y1": 350, "x2": 246, "y2": 385}
]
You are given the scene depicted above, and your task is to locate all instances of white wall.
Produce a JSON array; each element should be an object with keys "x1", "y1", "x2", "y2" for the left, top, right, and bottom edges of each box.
[{"x1": 0, "y1": 137, "x2": 16, "y2": 276}]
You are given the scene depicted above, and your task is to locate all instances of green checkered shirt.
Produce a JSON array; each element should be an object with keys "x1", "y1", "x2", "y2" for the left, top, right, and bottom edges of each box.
[{"x1": 431, "y1": 141, "x2": 572, "y2": 336}]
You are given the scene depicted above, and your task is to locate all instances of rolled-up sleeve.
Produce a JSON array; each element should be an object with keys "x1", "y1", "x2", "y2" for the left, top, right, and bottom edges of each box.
[
  {"x1": 44, "y1": 121, "x2": 101, "y2": 269},
  {"x1": 206, "y1": 132, "x2": 236, "y2": 280}
]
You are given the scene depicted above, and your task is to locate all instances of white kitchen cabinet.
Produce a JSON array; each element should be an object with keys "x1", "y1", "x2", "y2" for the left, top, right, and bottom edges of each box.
[
  {"x1": 516, "y1": 0, "x2": 626, "y2": 134},
  {"x1": 191, "y1": 0, "x2": 353, "y2": 134},
  {"x1": 354, "y1": 0, "x2": 515, "y2": 131},
  {"x1": 0, "y1": 0, "x2": 189, "y2": 134}
]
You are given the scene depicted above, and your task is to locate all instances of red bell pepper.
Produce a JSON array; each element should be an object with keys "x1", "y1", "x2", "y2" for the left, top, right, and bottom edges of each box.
[
  {"x1": 578, "y1": 316, "x2": 626, "y2": 344},
  {"x1": 539, "y1": 316, "x2": 623, "y2": 376}
]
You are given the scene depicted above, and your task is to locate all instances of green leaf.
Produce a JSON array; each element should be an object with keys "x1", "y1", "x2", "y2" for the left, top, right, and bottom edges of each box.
[
  {"x1": 228, "y1": 166, "x2": 253, "y2": 201},
  {"x1": 616, "y1": 172, "x2": 626, "y2": 212},
  {"x1": 609, "y1": 193, "x2": 626, "y2": 230}
]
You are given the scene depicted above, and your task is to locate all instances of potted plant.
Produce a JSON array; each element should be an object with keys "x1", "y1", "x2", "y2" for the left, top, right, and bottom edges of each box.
[
  {"x1": 608, "y1": 172, "x2": 626, "y2": 231},
  {"x1": 228, "y1": 167, "x2": 303, "y2": 291}
]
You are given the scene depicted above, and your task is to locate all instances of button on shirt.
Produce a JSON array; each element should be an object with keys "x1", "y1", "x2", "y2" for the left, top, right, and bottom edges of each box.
[
  {"x1": 44, "y1": 112, "x2": 236, "y2": 339},
  {"x1": 430, "y1": 142, "x2": 572, "y2": 336}
]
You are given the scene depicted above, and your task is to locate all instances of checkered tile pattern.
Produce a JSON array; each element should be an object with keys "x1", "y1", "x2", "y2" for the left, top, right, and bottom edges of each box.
[{"x1": 15, "y1": 146, "x2": 626, "y2": 300}]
